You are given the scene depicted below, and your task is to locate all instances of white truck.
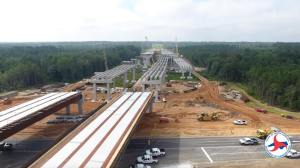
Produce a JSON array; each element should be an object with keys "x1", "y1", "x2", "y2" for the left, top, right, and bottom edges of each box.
[
  {"x1": 286, "y1": 149, "x2": 300, "y2": 158},
  {"x1": 0, "y1": 142, "x2": 13, "y2": 151},
  {"x1": 239, "y1": 137, "x2": 259, "y2": 145},
  {"x1": 233, "y1": 119, "x2": 247, "y2": 125},
  {"x1": 145, "y1": 148, "x2": 166, "y2": 157},
  {"x1": 136, "y1": 155, "x2": 158, "y2": 164}
]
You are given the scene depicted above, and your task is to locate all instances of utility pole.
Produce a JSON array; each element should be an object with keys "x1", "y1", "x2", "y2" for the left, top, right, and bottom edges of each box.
[
  {"x1": 175, "y1": 36, "x2": 179, "y2": 57},
  {"x1": 103, "y1": 44, "x2": 108, "y2": 71},
  {"x1": 145, "y1": 36, "x2": 148, "y2": 50}
]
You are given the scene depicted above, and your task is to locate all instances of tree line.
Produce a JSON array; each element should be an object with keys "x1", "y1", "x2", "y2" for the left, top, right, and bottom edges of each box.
[
  {"x1": 0, "y1": 42, "x2": 140, "y2": 92},
  {"x1": 179, "y1": 43, "x2": 300, "y2": 111}
]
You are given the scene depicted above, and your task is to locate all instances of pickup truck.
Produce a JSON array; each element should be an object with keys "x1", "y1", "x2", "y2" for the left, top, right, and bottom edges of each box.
[
  {"x1": 145, "y1": 148, "x2": 166, "y2": 157},
  {"x1": 239, "y1": 137, "x2": 259, "y2": 145},
  {"x1": 137, "y1": 155, "x2": 158, "y2": 164},
  {"x1": 286, "y1": 149, "x2": 300, "y2": 158},
  {"x1": 0, "y1": 142, "x2": 13, "y2": 151}
]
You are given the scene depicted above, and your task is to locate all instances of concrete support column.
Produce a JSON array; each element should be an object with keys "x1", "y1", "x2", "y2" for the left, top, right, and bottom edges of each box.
[
  {"x1": 180, "y1": 71, "x2": 185, "y2": 79},
  {"x1": 123, "y1": 72, "x2": 127, "y2": 88},
  {"x1": 113, "y1": 80, "x2": 116, "y2": 89},
  {"x1": 142, "y1": 84, "x2": 145, "y2": 92},
  {"x1": 146, "y1": 97, "x2": 153, "y2": 113},
  {"x1": 187, "y1": 71, "x2": 193, "y2": 79},
  {"x1": 154, "y1": 85, "x2": 159, "y2": 102},
  {"x1": 92, "y1": 83, "x2": 97, "y2": 102},
  {"x1": 66, "y1": 105, "x2": 71, "y2": 115},
  {"x1": 131, "y1": 68, "x2": 136, "y2": 83},
  {"x1": 77, "y1": 98, "x2": 83, "y2": 114},
  {"x1": 106, "y1": 83, "x2": 111, "y2": 100}
]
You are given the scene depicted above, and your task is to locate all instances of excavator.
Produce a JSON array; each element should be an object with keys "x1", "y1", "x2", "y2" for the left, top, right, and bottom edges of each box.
[{"x1": 197, "y1": 112, "x2": 221, "y2": 121}]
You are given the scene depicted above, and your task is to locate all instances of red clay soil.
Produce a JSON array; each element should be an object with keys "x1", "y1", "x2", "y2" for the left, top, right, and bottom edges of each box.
[{"x1": 134, "y1": 72, "x2": 300, "y2": 137}]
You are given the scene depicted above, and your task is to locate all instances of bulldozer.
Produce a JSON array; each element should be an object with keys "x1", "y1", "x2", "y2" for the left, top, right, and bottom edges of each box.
[
  {"x1": 197, "y1": 112, "x2": 220, "y2": 121},
  {"x1": 256, "y1": 129, "x2": 272, "y2": 139}
]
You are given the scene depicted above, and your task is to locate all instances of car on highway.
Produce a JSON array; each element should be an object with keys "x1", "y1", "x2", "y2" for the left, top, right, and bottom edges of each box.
[
  {"x1": 0, "y1": 142, "x2": 13, "y2": 151},
  {"x1": 233, "y1": 119, "x2": 247, "y2": 125},
  {"x1": 136, "y1": 155, "x2": 158, "y2": 164},
  {"x1": 285, "y1": 149, "x2": 300, "y2": 159},
  {"x1": 129, "y1": 163, "x2": 151, "y2": 168},
  {"x1": 145, "y1": 147, "x2": 166, "y2": 157},
  {"x1": 239, "y1": 137, "x2": 259, "y2": 145}
]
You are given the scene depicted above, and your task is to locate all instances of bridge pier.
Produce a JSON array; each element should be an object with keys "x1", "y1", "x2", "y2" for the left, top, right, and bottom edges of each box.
[
  {"x1": 146, "y1": 96, "x2": 154, "y2": 113},
  {"x1": 92, "y1": 83, "x2": 97, "y2": 102},
  {"x1": 123, "y1": 72, "x2": 127, "y2": 88},
  {"x1": 106, "y1": 83, "x2": 111, "y2": 100},
  {"x1": 180, "y1": 71, "x2": 185, "y2": 79},
  {"x1": 187, "y1": 71, "x2": 193, "y2": 79},
  {"x1": 66, "y1": 105, "x2": 71, "y2": 115},
  {"x1": 131, "y1": 68, "x2": 136, "y2": 83},
  {"x1": 77, "y1": 98, "x2": 84, "y2": 114}
]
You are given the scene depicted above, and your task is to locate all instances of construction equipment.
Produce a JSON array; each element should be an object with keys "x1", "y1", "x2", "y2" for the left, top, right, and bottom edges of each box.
[
  {"x1": 281, "y1": 114, "x2": 294, "y2": 119},
  {"x1": 2, "y1": 98, "x2": 12, "y2": 105},
  {"x1": 256, "y1": 108, "x2": 268, "y2": 114},
  {"x1": 256, "y1": 129, "x2": 272, "y2": 139},
  {"x1": 197, "y1": 112, "x2": 220, "y2": 121}
]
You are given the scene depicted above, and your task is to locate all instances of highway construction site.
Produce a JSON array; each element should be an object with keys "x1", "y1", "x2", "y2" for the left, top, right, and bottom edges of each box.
[
  {"x1": 134, "y1": 75, "x2": 300, "y2": 138},
  {"x1": 0, "y1": 48, "x2": 300, "y2": 168}
]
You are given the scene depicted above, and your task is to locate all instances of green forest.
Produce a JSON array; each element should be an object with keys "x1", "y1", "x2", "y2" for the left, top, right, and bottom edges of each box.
[
  {"x1": 1, "y1": 41, "x2": 299, "y2": 111},
  {"x1": 179, "y1": 43, "x2": 300, "y2": 111},
  {"x1": 0, "y1": 42, "x2": 140, "y2": 92}
]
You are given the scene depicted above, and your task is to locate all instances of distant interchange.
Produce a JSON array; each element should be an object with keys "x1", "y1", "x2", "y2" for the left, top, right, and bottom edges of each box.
[
  {"x1": 140, "y1": 49, "x2": 193, "y2": 101},
  {"x1": 89, "y1": 48, "x2": 193, "y2": 102}
]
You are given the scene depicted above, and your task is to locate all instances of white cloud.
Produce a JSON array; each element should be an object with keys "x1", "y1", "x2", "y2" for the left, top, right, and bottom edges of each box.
[{"x1": 0, "y1": 0, "x2": 299, "y2": 42}]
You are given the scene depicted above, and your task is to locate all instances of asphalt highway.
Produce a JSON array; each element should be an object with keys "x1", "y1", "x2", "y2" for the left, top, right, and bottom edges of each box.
[
  {"x1": 115, "y1": 136, "x2": 300, "y2": 168},
  {"x1": 1, "y1": 136, "x2": 299, "y2": 168},
  {"x1": 0, "y1": 138, "x2": 54, "y2": 168}
]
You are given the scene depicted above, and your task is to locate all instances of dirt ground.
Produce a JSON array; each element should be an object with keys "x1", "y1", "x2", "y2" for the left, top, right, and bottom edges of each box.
[
  {"x1": 134, "y1": 72, "x2": 300, "y2": 137},
  {"x1": 0, "y1": 84, "x2": 118, "y2": 141}
]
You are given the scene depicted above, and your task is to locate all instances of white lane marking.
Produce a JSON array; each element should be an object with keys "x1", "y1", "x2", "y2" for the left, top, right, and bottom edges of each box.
[
  {"x1": 293, "y1": 141, "x2": 300, "y2": 143},
  {"x1": 201, "y1": 147, "x2": 213, "y2": 163},
  {"x1": 211, "y1": 151, "x2": 265, "y2": 155},
  {"x1": 204, "y1": 145, "x2": 264, "y2": 148},
  {"x1": 214, "y1": 158, "x2": 267, "y2": 163}
]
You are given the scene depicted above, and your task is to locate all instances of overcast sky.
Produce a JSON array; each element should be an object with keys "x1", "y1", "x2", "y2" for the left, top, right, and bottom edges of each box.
[{"x1": 0, "y1": 0, "x2": 300, "y2": 42}]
